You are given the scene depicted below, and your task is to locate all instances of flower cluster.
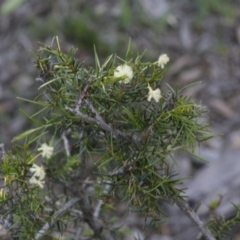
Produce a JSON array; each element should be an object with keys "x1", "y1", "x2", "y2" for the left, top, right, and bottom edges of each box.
[
  {"x1": 29, "y1": 164, "x2": 46, "y2": 189},
  {"x1": 28, "y1": 143, "x2": 53, "y2": 189},
  {"x1": 113, "y1": 54, "x2": 169, "y2": 103}
]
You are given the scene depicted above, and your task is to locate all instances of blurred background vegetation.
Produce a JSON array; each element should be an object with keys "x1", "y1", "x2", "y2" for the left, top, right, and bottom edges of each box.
[
  {"x1": 1, "y1": 0, "x2": 240, "y2": 239},
  {"x1": 1, "y1": 0, "x2": 240, "y2": 144}
]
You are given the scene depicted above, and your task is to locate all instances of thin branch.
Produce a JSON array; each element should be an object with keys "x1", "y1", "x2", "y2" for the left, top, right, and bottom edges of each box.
[
  {"x1": 78, "y1": 190, "x2": 114, "y2": 240},
  {"x1": 85, "y1": 99, "x2": 105, "y2": 123},
  {"x1": 66, "y1": 97, "x2": 142, "y2": 146},
  {"x1": 58, "y1": 177, "x2": 113, "y2": 239},
  {"x1": 70, "y1": 179, "x2": 114, "y2": 240},
  {"x1": 110, "y1": 167, "x2": 126, "y2": 176},
  {"x1": 35, "y1": 197, "x2": 81, "y2": 240},
  {"x1": 79, "y1": 128, "x2": 86, "y2": 170},
  {"x1": 93, "y1": 182, "x2": 111, "y2": 219},
  {"x1": 75, "y1": 79, "x2": 91, "y2": 110},
  {"x1": 74, "y1": 225, "x2": 83, "y2": 240},
  {"x1": 93, "y1": 199, "x2": 103, "y2": 219},
  {"x1": 66, "y1": 105, "x2": 134, "y2": 141},
  {"x1": 175, "y1": 198, "x2": 216, "y2": 240},
  {"x1": 110, "y1": 158, "x2": 138, "y2": 177},
  {"x1": 61, "y1": 129, "x2": 71, "y2": 157}
]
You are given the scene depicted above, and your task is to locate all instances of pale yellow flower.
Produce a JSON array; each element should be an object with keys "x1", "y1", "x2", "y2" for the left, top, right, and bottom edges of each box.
[
  {"x1": 38, "y1": 143, "x2": 54, "y2": 159},
  {"x1": 158, "y1": 54, "x2": 170, "y2": 69},
  {"x1": 29, "y1": 176, "x2": 45, "y2": 189},
  {"x1": 147, "y1": 84, "x2": 162, "y2": 103},
  {"x1": 29, "y1": 164, "x2": 46, "y2": 180},
  {"x1": 114, "y1": 64, "x2": 133, "y2": 84}
]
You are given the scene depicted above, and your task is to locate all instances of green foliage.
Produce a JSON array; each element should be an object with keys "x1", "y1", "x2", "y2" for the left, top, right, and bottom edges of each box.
[
  {"x1": 3, "y1": 37, "x2": 240, "y2": 239},
  {"x1": 28, "y1": 38, "x2": 211, "y2": 216},
  {"x1": 0, "y1": 146, "x2": 44, "y2": 238},
  {"x1": 207, "y1": 204, "x2": 240, "y2": 240}
]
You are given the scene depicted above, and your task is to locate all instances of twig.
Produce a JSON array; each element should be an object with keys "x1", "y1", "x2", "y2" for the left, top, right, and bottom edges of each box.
[
  {"x1": 175, "y1": 198, "x2": 216, "y2": 240},
  {"x1": 85, "y1": 99, "x2": 105, "y2": 123},
  {"x1": 58, "y1": 177, "x2": 113, "y2": 239},
  {"x1": 75, "y1": 80, "x2": 91, "y2": 110},
  {"x1": 66, "y1": 105, "x2": 133, "y2": 141},
  {"x1": 110, "y1": 167, "x2": 125, "y2": 176},
  {"x1": 78, "y1": 190, "x2": 114, "y2": 240},
  {"x1": 35, "y1": 197, "x2": 81, "y2": 240},
  {"x1": 74, "y1": 225, "x2": 83, "y2": 240},
  {"x1": 61, "y1": 129, "x2": 71, "y2": 157},
  {"x1": 93, "y1": 182, "x2": 111, "y2": 219},
  {"x1": 66, "y1": 92, "x2": 143, "y2": 146},
  {"x1": 79, "y1": 128, "x2": 86, "y2": 171}
]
